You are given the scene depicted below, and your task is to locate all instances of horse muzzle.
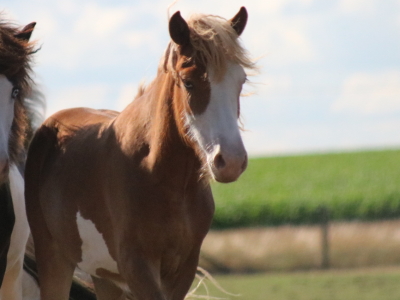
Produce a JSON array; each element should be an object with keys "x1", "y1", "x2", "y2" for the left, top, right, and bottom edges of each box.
[{"x1": 210, "y1": 145, "x2": 248, "y2": 183}]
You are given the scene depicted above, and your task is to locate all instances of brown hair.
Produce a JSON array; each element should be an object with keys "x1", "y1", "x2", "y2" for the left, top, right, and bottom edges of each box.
[{"x1": 0, "y1": 21, "x2": 42, "y2": 164}]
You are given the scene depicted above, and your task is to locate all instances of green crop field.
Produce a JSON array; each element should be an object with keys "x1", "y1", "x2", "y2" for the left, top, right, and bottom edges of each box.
[
  {"x1": 191, "y1": 268, "x2": 400, "y2": 300},
  {"x1": 211, "y1": 149, "x2": 400, "y2": 228}
]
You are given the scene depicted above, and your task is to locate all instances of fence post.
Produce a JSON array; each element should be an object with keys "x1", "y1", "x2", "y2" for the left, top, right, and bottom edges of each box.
[{"x1": 318, "y1": 205, "x2": 330, "y2": 269}]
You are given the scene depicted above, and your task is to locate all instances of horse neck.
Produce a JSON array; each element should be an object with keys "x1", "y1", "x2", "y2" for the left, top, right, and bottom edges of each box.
[{"x1": 113, "y1": 71, "x2": 199, "y2": 178}]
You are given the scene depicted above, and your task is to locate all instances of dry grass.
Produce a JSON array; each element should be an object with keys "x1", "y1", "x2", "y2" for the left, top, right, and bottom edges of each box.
[
  {"x1": 204, "y1": 266, "x2": 400, "y2": 300},
  {"x1": 200, "y1": 219, "x2": 400, "y2": 272},
  {"x1": 330, "y1": 221, "x2": 400, "y2": 268}
]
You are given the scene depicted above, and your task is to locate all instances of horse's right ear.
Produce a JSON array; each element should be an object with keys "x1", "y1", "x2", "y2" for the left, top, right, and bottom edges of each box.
[
  {"x1": 169, "y1": 11, "x2": 190, "y2": 46},
  {"x1": 14, "y1": 22, "x2": 36, "y2": 42},
  {"x1": 230, "y1": 7, "x2": 247, "y2": 36}
]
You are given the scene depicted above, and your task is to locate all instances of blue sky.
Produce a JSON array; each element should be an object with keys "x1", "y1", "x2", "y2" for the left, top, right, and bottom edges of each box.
[{"x1": 3, "y1": 0, "x2": 400, "y2": 156}]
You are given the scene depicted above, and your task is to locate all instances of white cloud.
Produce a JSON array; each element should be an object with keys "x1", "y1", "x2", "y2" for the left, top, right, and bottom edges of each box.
[
  {"x1": 338, "y1": 0, "x2": 377, "y2": 15},
  {"x1": 252, "y1": 0, "x2": 314, "y2": 13},
  {"x1": 55, "y1": 0, "x2": 78, "y2": 14},
  {"x1": 46, "y1": 85, "x2": 111, "y2": 117},
  {"x1": 45, "y1": 83, "x2": 141, "y2": 118},
  {"x1": 242, "y1": 130, "x2": 293, "y2": 156},
  {"x1": 122, "y1": 30, "x2": 161, "y2": 52},
  {"x1": 5, "y1": 0, "x2": 317, "y2": 72},
  {"x1": 8, "y1": 0, "x2": 165, "y2": 70},
  {"x1": 246, "y1": 14, "x2": 317, "y2": 67},
  {"x1": 332, "y1": 70, "x2": 400, "y2": 114},
  {"x1": 257, "y1": 75, "x2": 293, "y2": 97},
  {"x1": 4, "y1": 0, "x2": 400, "y2": 156},
  {"x1": 375, "y1": 119, "x2": 400, "y2": 133},
  {"x1": 171, "y1": 0, "x2": 317, "y2": 66},
  {"x1": 115, "y1": 83, "x2": 139, "y2": 111},
  {"x1": 398, "y1": 11, "x2": 400, "y2": 27},
  {"x1": 249, "y1": 0, "x2": 318, "y2": 65},
  {"x1": 73, "y1": 3, "x2": 130, "y2": 39}
]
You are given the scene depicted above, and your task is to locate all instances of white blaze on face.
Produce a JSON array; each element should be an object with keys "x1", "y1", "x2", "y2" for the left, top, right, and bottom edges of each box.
[
  {"x1": 0, "y1": 75, "x2": 14, "y2": 178},
  {"x1": 185, "y1": 62, "x2": 248, "y2": 183},
  {"x1": 76, "y1": 212, "x2": 119, "y2": 276}
]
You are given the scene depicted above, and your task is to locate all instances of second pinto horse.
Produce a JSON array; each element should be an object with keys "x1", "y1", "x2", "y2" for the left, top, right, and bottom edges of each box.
[{"x1": 25, "y1": 7, "x2": 255, "y2": 300}]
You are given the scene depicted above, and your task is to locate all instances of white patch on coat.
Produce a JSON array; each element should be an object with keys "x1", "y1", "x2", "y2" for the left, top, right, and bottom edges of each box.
[
  {"x1": 22, "y1": 270, "x2": 40, "y2": 300},
  {"x1": 0, "y1": 164, "x2": 31, "y2": 300},
  {"x1": 185, "y1": 62, "x2": 246, "y2": 170},
  {"x1": 76, "y1": 212, "x2": 119, "y2": 276}
]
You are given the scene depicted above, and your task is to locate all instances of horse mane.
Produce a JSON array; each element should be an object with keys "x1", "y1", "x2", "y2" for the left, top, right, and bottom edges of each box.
[
  {"x1": 24, "y1": 86, "x2": 46, "y2": 145},
  {"x1": 133, "y1": 82, "x2": 147, "y2": 100},
  {"x1": 162, "y1": 13, "x2": 257, "y2": 81},
  {"x1": 0, "y1": 20, "x2": 44, "y2": 164}
]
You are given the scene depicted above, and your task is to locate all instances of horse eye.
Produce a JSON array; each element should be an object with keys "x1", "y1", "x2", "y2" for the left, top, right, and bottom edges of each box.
[
  {"x1": 12, "y1": 87, "x2": 19, "y2": 98},
  {"x1": 183, "y1": 80, "x2": 194, "y2": 90}
]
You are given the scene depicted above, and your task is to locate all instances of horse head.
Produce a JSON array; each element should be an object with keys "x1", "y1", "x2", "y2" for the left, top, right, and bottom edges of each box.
[
  {"x1": 166, "y1": 7, "x2": 252, "y2": 183},
  {"x1": 0, "y1": 22, "x2": 35, "y2": 183}
]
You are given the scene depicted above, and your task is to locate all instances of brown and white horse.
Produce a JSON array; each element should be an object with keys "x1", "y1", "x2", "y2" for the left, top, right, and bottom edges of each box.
[
  {"x1": 0, "y1": 21, "x2": 42, "y2": 300},
  {"x1": 25, "y1": 7, "x2": 255, "y2": 300}
]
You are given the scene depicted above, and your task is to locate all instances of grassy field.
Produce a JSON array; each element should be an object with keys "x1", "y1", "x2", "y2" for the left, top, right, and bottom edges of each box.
[
  {"x1": 191, "y1": 267, "x2": 400, "y2": 300},
  {"x1": 211, "y1": 149, "x2": 400, "y2": 228}
]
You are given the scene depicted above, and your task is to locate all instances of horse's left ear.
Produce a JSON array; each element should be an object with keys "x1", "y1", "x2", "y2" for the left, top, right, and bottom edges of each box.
[
  {"x1": 230, "y1": 7, "x2": 248, "y2": 36},
  {"x1": 14, "y1": 22, "x2": 36, "y2": 42},
  {"x1": 169, "y1": 11, "x2": 190, "y2": 46}
]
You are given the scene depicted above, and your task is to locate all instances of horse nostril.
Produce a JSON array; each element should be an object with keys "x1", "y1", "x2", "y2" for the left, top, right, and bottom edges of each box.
[{"x1": 214, "y1": 153, "x2": 226, "y2": 170}]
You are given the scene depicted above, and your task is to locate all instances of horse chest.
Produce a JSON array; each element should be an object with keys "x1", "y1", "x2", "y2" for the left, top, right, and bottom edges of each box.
[{"x1": 75, "y1": 201, "x2": 199, "y2": 273}]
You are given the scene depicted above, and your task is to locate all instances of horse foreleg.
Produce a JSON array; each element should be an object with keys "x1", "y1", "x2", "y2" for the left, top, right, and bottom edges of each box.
[
  {"x1": 164, "y1": 251, "x2": 200, "y2": 300},
  {"x1": 0, "y1": 217, "x2": 27, "y2": 300},
  {"x1": 121, "y1": 257, "x2": 167, "y2": 300},
  {"x1": 0, "y1": 256, "x2": 24, "y2": 300},
  {"x1": 0, "y1": 165, "x2": 30, "y2": 300}
]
